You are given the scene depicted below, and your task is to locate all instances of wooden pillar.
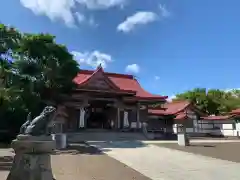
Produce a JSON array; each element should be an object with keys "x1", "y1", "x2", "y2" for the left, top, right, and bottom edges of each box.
[
  {"x1": 78, "y1": 98, "x2": 88, "y2": 129},
  {"x1": 114, "y1": 99, "x2": 123, "y2": 129},
  {"x1": 117, "y1": 107, "x2": 120, "y2": 129},
  {"x1": 79, "y1": 107, "x2": 85, "y2": 128},
  {"x1": 136, "y1": 103, "x2": 140, "y2": 129}
]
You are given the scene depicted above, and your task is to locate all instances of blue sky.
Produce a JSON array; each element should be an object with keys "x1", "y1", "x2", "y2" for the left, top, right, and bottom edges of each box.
[{"x1": 1, "y1": 0, "x2": 240, "y2": 99}]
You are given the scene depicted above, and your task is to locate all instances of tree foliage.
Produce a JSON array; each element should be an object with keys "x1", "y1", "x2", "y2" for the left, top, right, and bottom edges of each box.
[
  {"x1": 174, "y1": 88, "x2": 240, "y2": 115},
  {"x1": 0, "y1": 24, "x2": 79, "y2": 138}
]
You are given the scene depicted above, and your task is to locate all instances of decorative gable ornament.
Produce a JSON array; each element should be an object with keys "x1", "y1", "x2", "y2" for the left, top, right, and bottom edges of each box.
[{"x1": 79, "y1": 65, "x2": 120, "y2": 91}]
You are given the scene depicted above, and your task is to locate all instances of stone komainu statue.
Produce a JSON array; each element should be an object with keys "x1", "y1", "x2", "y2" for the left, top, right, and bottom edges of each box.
[
  {"x1": 19, "y1": 112, "x2": 32, "y2": 134},
  {"x1": 20, "y1": 106, "x2": 56, "y2": 136}
]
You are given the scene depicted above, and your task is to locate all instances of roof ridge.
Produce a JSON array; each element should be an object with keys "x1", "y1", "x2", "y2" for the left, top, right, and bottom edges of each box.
[
  {"x1": 167, "y1": 100, "x2": 190, "y2": 104},
  {"x1": 134, "y1": 77, "x2": 168, "y2": 99},
  {"x1": 79, "y1": 67, "x2": 122, "y2": 91},
  {"x1": 74, "y1": 68, "x2": 168, "y2": 101},
  {"x1": 79, "y1": 69, "x2": 134, "y2": 79}
]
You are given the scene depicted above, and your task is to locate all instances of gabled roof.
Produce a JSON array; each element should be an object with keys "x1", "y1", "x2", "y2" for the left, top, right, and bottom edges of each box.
[
  {"x1": 73, "y1": 66, "x2": 168, "y2": 100},
  {"x1": 175, "y1": 112, "x2": 188, "y2": 120},
  {"x1": 148, "y1": 100, "x2": 206, "y2": 120},
  {"x1": 74, "y1": 66, "x2": 123, "y2": 91},
  {"x1": 148, "y1": 101, "x2": 191, "y2": 116},
  {"x1": 230, "y1": 108, "x2": 240, "y2": 115},
  {"x1": 200, "y1": 115, "x2": 235, "y2": 121},
  {"x1": 199, "y1": 108, "x2": 240, "y2": 121}
]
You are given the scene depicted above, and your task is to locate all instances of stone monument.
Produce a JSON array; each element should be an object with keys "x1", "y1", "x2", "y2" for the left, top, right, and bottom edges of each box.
[
  {"x1": 7, "y1": 106, "x2": 57, "y2": 180},
  {"x1": 50, "y1": 105, "x2": 68, "y2": 149},
  {"x1": 177, "y1": 124, "x2": 189, "y2": 146}
]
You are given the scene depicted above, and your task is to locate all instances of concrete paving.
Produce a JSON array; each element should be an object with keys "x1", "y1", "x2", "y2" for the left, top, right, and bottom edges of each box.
[
  {"x1": 89, "y1": 141, "x2": 240, "y2": 180},
  {"x1": 88, "y1": 139, "x2": 240, "y2": 145},
  {"x1": 142, "y1": 139, "x2": 240, "y2": 144},
  {"x1": 0, "y1": 146, "x2": 150, "y2": 180}
]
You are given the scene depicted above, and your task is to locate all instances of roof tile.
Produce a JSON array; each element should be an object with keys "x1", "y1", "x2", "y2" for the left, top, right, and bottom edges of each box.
[
  {"x1": 175, "y1": 112, "x2": 188, "y2": 120},
  {"x1": 201, "y1": 115, "x2": 234, "y2": 121},
  {"x1": 148, "y1": 101, "x2": 191, "y2": 115},
  {"x1": 230, "y1": 108, "x2": 240, "y2": 114},
  {"x1": 73, "y1": 68, "x2": 167, "y2": 100}
]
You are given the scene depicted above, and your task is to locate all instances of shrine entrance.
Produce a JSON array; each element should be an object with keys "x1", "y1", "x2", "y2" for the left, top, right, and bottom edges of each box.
[{"x1": 85, "y1": 100, "x2": 115, "y2": 129}]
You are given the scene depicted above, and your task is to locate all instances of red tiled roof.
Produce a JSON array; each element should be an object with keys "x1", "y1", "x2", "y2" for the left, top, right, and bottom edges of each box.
[
  {"x1": 73, "y1": 67, "x2": 168, "y2": 100},
  {"x1": 201, "y1": 115, "x2": 235, "y2": 121},
  {"x1": 175, "y1": 112, "x2": 188, "y2": 120},
  {"x1": 230, "y1": 108, "x2": 240, "y2": 114},
  {"x1": 148, "y1": 101, "x2": 191, "y2": 115},
  {"x1": 148, "y1": 109, "x2": 169, "y2": 115}
]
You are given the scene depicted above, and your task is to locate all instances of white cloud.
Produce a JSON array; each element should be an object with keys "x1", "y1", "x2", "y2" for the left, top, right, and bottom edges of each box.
[
  {"x1": 117, "y1": 11, "x2": 158, "y2": 33},
  {"x1": 75, "y1": 12, "x2": 85, "y2": 24},
  {"x1": 155, "y1": 76, "x2": 160, "y2": 80},
  {"x1": 75, "y1": 12, "x2": 98, "y2": 27},
  {"x1": 20, "y1": 0, "x2": 127, "y2": 27},
  {"x1": 76, "y1": 0, "x2": 127, "y2": 10},
  {"x1": 125, "y1": 64, "x2": 140, "y2": 74},
  {"x1": 224, "y1": 88, "x2": 240, "y2": 92},
  {"x1": 72, "y1": 50, "x2": 113, "y2": 68},
  {"x1": 88, "y1": 16, "x2": 99, "y2": 27},
  {"x1": 72, "y1": 51, "x2": 87, "y2": 64},
  {"x1": 159, "y1": 4, "x2": 170, "y2": 18},
  {"x1": 20, "y1": 0, "x2": 76, "y2": 27},
  {"x1": 167, "y1": 95, "x2": 176, "y2": 102}
]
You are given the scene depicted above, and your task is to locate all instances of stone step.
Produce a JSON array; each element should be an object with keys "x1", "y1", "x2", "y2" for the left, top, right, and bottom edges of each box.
[{"x1": 67, "y1": 132, "x2": 147, "y2": 142}]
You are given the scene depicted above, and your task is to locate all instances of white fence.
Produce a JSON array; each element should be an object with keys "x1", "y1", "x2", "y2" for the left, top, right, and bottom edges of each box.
[{"x1": 173, "y1": 122, "x2": 240, "y2": 137}]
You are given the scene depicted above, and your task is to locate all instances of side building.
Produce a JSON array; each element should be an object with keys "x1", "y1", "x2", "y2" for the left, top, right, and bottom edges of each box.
[
  {"x1": 148, "y1": 101, "x2": 205, "y2": 135},
  {"x1": 148, "y1": 102, "x2": 240, "y2": 137}
]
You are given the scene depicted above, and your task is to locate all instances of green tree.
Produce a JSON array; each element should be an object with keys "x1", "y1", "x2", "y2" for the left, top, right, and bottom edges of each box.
[
  {"x1": 15, "y1": 33, "x2": 79, "y2": 104},
  {"x1": 0, "y1": 24, "x2": 80, "y2": 139},
  {"x1": 175, "y1": 88, "x2": 240, "y2": 115},
  {"x1": 175, "y1": 88, "x2": 213, "y2": 113},
  {"x1": 0, "y1": 24, "x2": 21, "y2": 88}
]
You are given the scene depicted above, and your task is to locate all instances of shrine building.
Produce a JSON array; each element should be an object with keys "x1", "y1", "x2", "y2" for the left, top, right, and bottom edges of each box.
[
  {"x1": 54, "y1": 66, "x2": 240, "y2": 138},
  {"x1": 60, "y1": 65, "x2": 168, "y2": 132}
]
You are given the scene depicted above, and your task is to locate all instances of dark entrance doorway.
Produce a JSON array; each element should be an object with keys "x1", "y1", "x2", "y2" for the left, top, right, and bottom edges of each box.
[{"x1": 86, "y1": 101, "x2": 113, "y2": 129}]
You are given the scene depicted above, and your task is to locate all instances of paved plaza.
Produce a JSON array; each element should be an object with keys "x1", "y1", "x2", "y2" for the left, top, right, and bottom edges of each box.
[
  {"x1": 1, "y1": 140, "x2": 240, "y2": 180},
  {"x1": 0, "y1": 143, "x2": 150, "y2": 180},
  {"x1": 154, "y1": 142, "x2": 240, "y2": 163},
  {"x1": 89, "y1": 140, "x2": 240, "y2": 180}
]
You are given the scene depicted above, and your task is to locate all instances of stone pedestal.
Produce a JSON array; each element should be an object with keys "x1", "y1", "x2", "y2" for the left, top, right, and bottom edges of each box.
[
  {"x1": 52, "y1": 133, "x2": 67, "y2": 149},
  {"x1": 7, "y1": 135, "x2": 56, "y2": 180},
  {"x1": 177, "y1": 133, "x2": 189, "y2": 146}
]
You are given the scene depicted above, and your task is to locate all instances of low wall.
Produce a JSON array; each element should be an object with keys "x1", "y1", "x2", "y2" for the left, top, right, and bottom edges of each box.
[{"x1": 173, "y1": 123, "x2": 240, "y2": 137}]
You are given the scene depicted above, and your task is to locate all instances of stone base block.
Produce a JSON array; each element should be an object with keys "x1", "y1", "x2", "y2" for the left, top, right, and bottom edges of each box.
[
  {"x1": 177, "y1": 133, "x2": 190, "y2": 146},
  {"x1": 11, "y1": 135, "x2": 55, "y2": 154},
  {"x1": 7, "y1": 136, "x2": 56, "y2": 180},
  {"x1": 52, "y1": 133, "x2": 67, "y2": 149},
  {"x1": 17, "y1": 134, "x2": 53, "y2": 141},
  {"x1": 7, "y1": 153, "x2": 54, "y2": 180}
]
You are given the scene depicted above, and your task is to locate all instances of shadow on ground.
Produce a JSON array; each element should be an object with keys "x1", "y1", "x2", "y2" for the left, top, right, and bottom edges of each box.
[
  {"x1": 52, "y1": 143, "x2": 104, "y2": 155},
  {"x1": 53, "y1": 140, "x2": 148, "y2": 155},
  {"x1": 189, "y1": 144, "x2": 215, "y2": 148},
  {"x1": 151, "y1": 133, "x2": 177, "y2": 141},
  {"x1": 0, "y1": 156, "x2": 13, "y2": 171},
  {"x1": 154, "y1": 142, "x2": 240, "y2": 163},
  {"x1": 88, "y1": 140, "x2": 149, "y2": 153}
]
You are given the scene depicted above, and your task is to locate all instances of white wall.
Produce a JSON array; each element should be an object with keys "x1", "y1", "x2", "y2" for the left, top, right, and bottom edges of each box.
[
  {"x1": 149, "y1": 108, "x2": 240, "y2": 137},
  {"x1": 236, "y1": 123, "x2": 240, "y2": 131},
  {"x1": 173, "y1": 114, "x2": 240, "y2": 137}
]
